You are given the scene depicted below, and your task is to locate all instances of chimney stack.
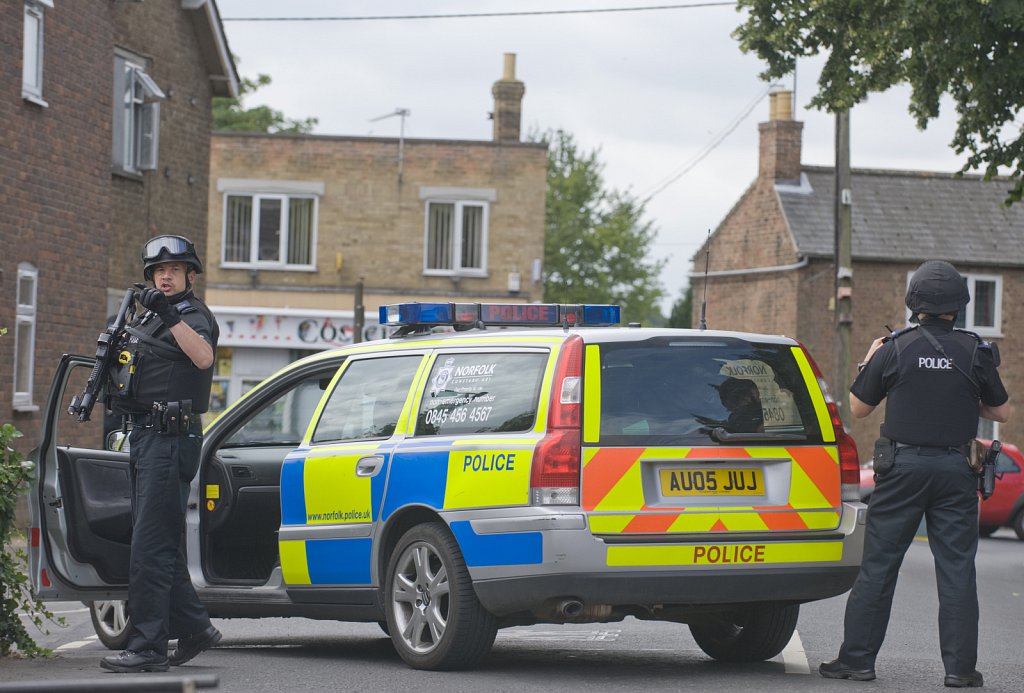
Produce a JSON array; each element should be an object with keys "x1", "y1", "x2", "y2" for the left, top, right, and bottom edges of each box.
[
  {"x1": 492, "y1": 53, "x2": 525, "y2": 142},
  {"x1": 758, "y1": 89, "x2": 803, "y2": 183}
]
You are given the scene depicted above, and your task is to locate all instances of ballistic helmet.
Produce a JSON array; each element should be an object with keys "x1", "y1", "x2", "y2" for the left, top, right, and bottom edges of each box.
[
  {"x1": 142, "y1": 235, "x2": 203, "y2": 280},
  {"x1": 905, "y1": 260, "x2": 970, "y2": 316}
]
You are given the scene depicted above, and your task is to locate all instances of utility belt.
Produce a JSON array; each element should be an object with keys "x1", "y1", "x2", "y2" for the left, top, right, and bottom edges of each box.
[
  {"x1": 894, "y1": 441, "x2": 971, "y2": 457},
  {"x1": 874, "y1": 434, "x2": 970, "y2": 477},
  {"x1": 124, "y1": 400, "x2": 195, "y2": 435}
]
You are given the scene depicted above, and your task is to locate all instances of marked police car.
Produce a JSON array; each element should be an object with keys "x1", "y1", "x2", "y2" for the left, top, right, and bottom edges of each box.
[{"x1": 28, "y1": 302, "x2": 866, "y2": 670}]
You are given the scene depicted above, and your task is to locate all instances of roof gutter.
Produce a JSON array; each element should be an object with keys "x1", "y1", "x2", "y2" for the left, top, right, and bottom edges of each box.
[{"x1": 687, "y1": 255, "x2": 809, "y2": 279}]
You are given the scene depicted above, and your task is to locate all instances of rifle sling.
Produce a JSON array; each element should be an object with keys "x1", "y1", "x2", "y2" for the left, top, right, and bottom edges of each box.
[{"x1": 124, "y1": 325, "x2": 190, "y2": 362}]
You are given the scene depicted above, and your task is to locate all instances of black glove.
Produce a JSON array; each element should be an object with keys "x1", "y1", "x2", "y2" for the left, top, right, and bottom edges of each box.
[{"x1": 139, "y1": 288, "x2": 181, "y2": 328}]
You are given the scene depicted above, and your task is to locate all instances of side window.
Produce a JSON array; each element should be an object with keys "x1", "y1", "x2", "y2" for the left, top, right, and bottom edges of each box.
[
  {"x1": 13, "y1": 263, "x2": 38, "y2": 409},
  {"x1": 22, "y1": 1, "x2": 53, "y2": 104},
  {"x1": 312, "y1": 356, "x2": 421, "y2": 443},
  {"x1": 415, "y1": 352, "x2": 546, "y2": 437},
  {"x1": 221, "y1": 370, "x2": 336, "y2": 447},
  {"x1": 112, "y1": 53, "x2": 164, "y2": 173}
]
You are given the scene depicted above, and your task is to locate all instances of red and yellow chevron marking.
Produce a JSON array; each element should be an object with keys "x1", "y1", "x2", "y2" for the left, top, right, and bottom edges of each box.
[{"x1": 582, "y1": 445, "x2": 841, "y2": 534}]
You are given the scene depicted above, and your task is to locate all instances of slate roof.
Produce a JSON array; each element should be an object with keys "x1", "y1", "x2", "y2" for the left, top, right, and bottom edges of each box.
[{"x1": 776, "y1": 166, "x2": 1024, "y2": 267}]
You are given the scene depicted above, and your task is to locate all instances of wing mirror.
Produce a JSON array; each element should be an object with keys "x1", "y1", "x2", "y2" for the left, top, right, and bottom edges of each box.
[{"x1": 106, "y1": 430, "x2": 130, "y2": 453}]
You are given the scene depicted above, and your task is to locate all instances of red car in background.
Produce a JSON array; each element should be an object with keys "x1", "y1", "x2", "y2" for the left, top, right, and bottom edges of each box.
[{"x1": 859, "y1": 439, "x2": 1024, "y2": 540}]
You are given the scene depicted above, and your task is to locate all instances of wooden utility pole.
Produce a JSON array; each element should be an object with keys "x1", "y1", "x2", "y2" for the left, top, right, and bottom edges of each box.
[{"x1": 835, "y1": 110, "x2": 853, "y2": 423}]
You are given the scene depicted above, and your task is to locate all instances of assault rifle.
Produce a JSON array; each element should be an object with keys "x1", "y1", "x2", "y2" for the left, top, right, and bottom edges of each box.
[
  {"x1": 979, "y1": 439, "x2": 1001, "y2": 501},
  {"x1": 67, "y1": 288, "x2": 138, "y2": 422}
]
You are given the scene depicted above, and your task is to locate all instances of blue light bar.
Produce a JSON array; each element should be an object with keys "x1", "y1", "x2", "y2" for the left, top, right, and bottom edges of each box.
[
  {"x1": 380, "y1": 302, "x2": 456, "y2": 326},
  {"x1": 379, "y1": 302, "x2": 621, "y2": 328}
]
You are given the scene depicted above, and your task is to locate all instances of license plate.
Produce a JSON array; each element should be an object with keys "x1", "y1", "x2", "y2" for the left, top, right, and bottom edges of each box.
[{"x1": 659, "y1": 468, "x2": 764, "y2": 496}]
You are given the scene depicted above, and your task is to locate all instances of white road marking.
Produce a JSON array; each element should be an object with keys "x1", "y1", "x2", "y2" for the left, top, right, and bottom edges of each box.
[
  {"x1": 781, "y1": 630, "x2": 810, "y2": 674},
  {"x1": 56, "y1": 636, "x2": 98, "y2": 651},
  {"x1": 499, "y1": 629, "x2": 621, "y2": 642},
  {"x1": 49, "y1": 607, "x2": 89, "y2": 615}
]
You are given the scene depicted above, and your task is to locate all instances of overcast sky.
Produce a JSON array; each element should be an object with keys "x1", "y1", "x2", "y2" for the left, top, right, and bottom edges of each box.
[{"x1": 215, "y1": 0, "x2": 966, "y2": 313}]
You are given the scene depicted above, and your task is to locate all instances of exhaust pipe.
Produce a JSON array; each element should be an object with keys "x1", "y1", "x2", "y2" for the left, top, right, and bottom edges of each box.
[{"x1": 558, "y1": 599, "x2": 584, "y2": 619}]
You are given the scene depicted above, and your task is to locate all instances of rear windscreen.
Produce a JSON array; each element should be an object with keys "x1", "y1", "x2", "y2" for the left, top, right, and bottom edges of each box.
[{"x1": 595, "y1": 337, "x2": 825, "y2": 445}]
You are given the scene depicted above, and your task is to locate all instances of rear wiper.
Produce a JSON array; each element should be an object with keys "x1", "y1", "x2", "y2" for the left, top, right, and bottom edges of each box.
[{"x1": 710, "y1": 427, "x2": 807, "y2": 443}]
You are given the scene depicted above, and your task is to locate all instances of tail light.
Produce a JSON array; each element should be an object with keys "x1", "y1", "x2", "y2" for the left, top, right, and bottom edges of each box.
[
  {"x1": 531, "y1": 334, "x2": 583, "y2": 505},
  {"x1": 799, "y1": 345, "x2": 862, "y2": 502}
]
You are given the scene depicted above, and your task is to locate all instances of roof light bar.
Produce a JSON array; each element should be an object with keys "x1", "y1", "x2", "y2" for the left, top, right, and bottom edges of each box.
[{"x1": 379, "y1": 302, "x2": 621, "y2": 328}]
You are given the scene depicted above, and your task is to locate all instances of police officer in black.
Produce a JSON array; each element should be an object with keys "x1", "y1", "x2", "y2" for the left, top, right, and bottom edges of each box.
[
  {"x1": 101, "y1": 235, "x2": 223, "y2": 673},
  {"x1": 820, "y1": 261, "x2": 1010, "y2": 688}
]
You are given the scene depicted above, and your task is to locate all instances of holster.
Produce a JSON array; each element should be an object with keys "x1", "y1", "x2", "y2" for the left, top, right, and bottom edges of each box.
[
  {"x1": 151, "y1": 399, "x2": 193, "y2": 435},
  {"x1": 873, "y1": 435, "x2": 896, "y2": 477}
]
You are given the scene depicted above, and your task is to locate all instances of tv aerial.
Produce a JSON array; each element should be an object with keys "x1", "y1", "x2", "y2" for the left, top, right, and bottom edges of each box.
[{"x1": 370, "y1": 107, "x2": 411, "y2": 181}]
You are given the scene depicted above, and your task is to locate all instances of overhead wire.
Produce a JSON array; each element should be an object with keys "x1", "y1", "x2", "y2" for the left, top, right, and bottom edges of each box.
[
  {"x1": 640, "y1": 84, "x2": 772, "y2": 203},
  {"x1": 221, "y1": 2, "x2": 738, "y2": 22}
]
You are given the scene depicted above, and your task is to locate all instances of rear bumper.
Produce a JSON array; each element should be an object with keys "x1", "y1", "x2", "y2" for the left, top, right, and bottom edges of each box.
[
  {"x1": 473, "y1": 565, "x2": 860, "y2": 616},
  {"x1": 446, "y1": 501, "x2": 867, "y2": 617}
]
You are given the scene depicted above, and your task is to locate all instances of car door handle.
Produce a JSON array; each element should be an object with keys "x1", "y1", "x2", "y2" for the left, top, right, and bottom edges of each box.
[{"x1": 355, "y1": 455, "x2": 386, "y2": 477}]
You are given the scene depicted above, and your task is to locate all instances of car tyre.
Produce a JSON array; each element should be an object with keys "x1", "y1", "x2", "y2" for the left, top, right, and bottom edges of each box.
[
  {"x1": 384, "y1": 522, "x2": 497, "y2": 670},
  {"x1": 89, "y1": 600, "x2": 131, "y2": 650},
  {"x1": 1013, "y1": 508, "x2": 1024, "y2": 541},
  {"x1": 978, "y1": 525, "x2": 998, "y2": 538},
  {"x1": 689, "y1": 603, "x2": 799, "y2": 662}
]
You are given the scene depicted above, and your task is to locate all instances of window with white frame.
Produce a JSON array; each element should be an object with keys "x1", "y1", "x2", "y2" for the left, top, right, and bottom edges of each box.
[
  {"x1": 905, "y1": 271, "x2": 1002, "y2": 337},
  {"x1": 112, "y1": 53, "x2": 164, "y2": 173},
  {"x1": 22, "y1": 0, "x2": 52, "y2": 104},
  {"x1": 222, "y1": 193, "x2": 317, "y2": 269},
  {"x1": 13, "y1": 263, "x2": 38, "y2": 409},
  {"x1": 420, "y1": 188, "x2": 493, "y2": 277}
]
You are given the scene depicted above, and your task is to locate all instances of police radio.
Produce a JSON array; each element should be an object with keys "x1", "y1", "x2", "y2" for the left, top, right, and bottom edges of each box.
[{"x1": 67, "y1": 288, "x2": 138, "y2": 422}]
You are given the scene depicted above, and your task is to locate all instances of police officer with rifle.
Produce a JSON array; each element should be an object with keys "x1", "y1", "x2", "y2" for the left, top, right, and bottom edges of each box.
[
  {"x1": 88, "y1": 235, "x2": 222, "y2": 673},
  {"x1": 820, "y1": 261, "x2": 1010, "y2": 688}
]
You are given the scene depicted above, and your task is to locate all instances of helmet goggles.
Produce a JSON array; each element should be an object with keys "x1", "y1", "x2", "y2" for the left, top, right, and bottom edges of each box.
[{"x1": 143, "y1": 235, "x2": 193, "y2": 262}]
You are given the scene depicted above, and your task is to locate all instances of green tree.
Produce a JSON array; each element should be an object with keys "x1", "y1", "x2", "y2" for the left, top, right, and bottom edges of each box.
[
  {"x1": 538, "y1": 129, "x2": 665, "y2": 324},
  {"x1": 734, "y1": 0, "x2": 1024, "y2": 204},
  {"x1": 667, "y1": 285, "x2": 693, "y2": 328},
  {"x1": 213, "y1": 72, "x2": 318, "y2": 134},
  {"x1": 2, "y1": 327, "x2": 59, "y2": 656}
]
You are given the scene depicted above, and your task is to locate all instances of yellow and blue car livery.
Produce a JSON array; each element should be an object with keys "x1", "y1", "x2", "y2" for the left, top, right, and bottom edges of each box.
[{"x1": 268, "y1": 302, "x2": 865, "y2": 620}]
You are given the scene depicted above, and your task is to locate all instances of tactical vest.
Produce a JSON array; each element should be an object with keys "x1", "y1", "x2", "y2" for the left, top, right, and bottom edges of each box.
[
  {"x1": 108, "y1": 294, "x2": 217, "y2": 413},
  {"x1": 881, "y1": 325, "x2": 980, "y2": 447}
]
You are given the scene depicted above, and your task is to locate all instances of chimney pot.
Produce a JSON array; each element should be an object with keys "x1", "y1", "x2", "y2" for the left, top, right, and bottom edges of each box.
[{"x1": 503, "y1": 53, "x2": 516, "y2": 80}]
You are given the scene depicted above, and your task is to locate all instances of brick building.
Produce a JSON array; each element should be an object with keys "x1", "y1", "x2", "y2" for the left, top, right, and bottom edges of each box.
[
  {"x1": 204, "y1": 54, "x2": 547, "y2": 412},
  {"x1": 692, "y1": 90, "x2": 1024, "y2": 456},
  {"x1": 0, "y1": 0, "x2": 236, "y2": 460}
]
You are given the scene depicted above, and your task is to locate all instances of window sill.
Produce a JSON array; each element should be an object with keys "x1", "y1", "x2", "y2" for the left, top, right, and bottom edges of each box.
[
  {"x1": 111, "y1": 167, "x2": 145, "y2": 182},
  {"x1": 423, "y1": 271, "x2": 490, "y2": 279},
  {"x1": 22, "y1": 92, "x2": 48, "y2": 108},
  {"x1": 219, "y1": 264, "x2": 317, "y2": 273},
  {"x1": 13, "y1": 403, "x2": 39, "y2": 413}
]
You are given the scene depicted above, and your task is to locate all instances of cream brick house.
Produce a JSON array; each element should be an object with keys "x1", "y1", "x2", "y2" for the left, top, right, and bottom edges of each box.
[
  {"x1": 693, "y1": 90, "x2": 1024, "y2": 457},
  {"x1": 205, "y1": 54, "x2": 547, "y2": 412}
]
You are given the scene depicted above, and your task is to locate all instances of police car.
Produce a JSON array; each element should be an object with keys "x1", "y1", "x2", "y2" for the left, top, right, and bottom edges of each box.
[{"x1": 28, "y1": 302, "x2": 866, "y2": 670}]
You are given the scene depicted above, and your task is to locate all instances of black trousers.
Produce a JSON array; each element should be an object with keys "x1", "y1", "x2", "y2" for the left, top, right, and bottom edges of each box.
[
  {"x1": 839, "y1": 446, "x2": 979, "y2": 675},
  {"x1": 125, "y1": 423, "x2": 211, "y2": 655}
]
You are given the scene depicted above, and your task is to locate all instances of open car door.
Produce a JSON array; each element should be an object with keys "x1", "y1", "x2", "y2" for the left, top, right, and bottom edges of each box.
[{"x1": 29, "y1": 354, "x2": 130, "y2": 600}]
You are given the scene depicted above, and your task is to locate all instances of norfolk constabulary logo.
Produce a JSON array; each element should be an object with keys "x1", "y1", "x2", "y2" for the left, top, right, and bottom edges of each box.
[{"x1": 431, "y1": 357, "x2": 455, "y2": 396}]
